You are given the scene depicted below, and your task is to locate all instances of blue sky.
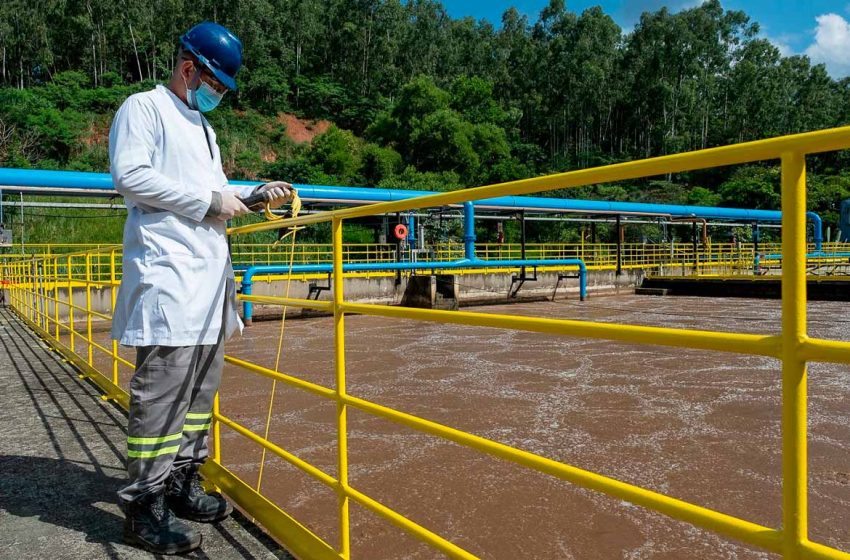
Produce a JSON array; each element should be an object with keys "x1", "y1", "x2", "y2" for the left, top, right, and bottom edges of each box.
[{"x1": 440, "y1": 0, "x2": 850, "y2": 78}]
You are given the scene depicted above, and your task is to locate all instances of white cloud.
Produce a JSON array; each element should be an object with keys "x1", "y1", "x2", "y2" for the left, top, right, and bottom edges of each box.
[{"x1": 804, "y1": 13, "x2": 850, "y2": 78}]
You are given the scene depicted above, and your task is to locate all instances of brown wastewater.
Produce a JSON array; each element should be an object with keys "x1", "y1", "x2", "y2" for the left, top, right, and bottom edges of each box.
[{"x1": 79, "y1": 295, "x2": 850, "y2": 559}]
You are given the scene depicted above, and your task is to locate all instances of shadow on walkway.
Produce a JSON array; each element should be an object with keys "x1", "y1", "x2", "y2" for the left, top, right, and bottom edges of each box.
[
  {"x1": 0, "y1": 455, "x2": 125, "y2": 545},
  {"x1": 0, "y1": 309, "x2": 291, "y2": 559}
]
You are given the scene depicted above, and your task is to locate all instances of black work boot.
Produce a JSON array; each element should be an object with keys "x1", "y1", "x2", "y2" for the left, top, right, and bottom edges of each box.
[
  {"x1": 166, "y1": 464, "x2": 233, "y2": 523},
  {"x1": 122, "y1": 490, "x2": 202, "y2": 554}
]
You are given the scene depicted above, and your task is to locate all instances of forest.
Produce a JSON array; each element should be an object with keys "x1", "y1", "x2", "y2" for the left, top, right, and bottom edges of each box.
[{"x1": 1, "y1": 0, "x2": 849, "y2": 243}]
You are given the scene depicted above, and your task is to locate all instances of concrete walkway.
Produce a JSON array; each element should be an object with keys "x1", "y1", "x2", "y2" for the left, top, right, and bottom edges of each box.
[{"x1": 0, "y1": 309, "x2": 292, "y2": 559}]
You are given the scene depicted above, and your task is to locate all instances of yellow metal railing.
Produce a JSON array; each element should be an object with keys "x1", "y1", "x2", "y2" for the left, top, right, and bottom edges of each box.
[
  {"x1": 4, "y1": 125, "x2": 850, "y2": 559},
  {"x1": 3, "y1": 242, "x2": 122, "y2": 256},
  {"x1": 229, "y1": 242, "x2": 398, "y2": 266},
  {"x1": 7, "y1": 240, "x2": 848, "y2": 278}
]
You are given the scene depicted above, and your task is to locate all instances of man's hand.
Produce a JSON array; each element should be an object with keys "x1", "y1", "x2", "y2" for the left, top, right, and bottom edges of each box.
[
  {"x1": 254, "y1": 181, "x2": 293, "y2": 210},
  {"x1": 216, "y1": 192, "x2": 250, "y2": 220}
]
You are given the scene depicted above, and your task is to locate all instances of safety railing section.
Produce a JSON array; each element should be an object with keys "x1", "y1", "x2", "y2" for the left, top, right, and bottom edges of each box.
[
  {"x1": 2, "y1": 247, "x2": 129, "y2": 405},
  {"x1": 436, "y1": 241, "x2": 849, "y2": 274},
  {"x1": 6, "y1": 240, "x2": 848, "y2": 279},
  {"x1": 2, "y1": 243, "x2": 122, "y2": 257},
  {"x1": 229, "y1": 242, "x2": 398, "y2": 266},
  {"x1": 220, "y1": 125, "x2": 850, "y2": 559},
  {"x1": 4, "y1": 125, "x2": 850, "y2": 559},
  {"x1": 1, "y1": 249, "x2": 344, "y2": 557}
]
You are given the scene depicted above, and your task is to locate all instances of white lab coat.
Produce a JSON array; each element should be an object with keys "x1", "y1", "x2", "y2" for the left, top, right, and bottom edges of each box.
[{"x1": 109, "y1": 85, "x2": 255, "y2": 347}]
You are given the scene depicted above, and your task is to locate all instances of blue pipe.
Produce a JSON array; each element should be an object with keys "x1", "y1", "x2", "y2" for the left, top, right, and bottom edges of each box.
[
  {"x1": 807, "y1": 212, "x2": 823, "y2": 251},
  {"x1": 759, "y1": 251, "x2": 850, "y2": 261},
  {"x1": 0, "y1": 168, "x2": 116, "y2": 191},
  {"x1": 240, "y1": 258, "x2": 588, "y2": 322},
  {"x1": 0, "y1": 168, "x2": 825, "y2": 243},
  {"x1": 463, "y1": 202, "x2": 476, "y2": 260},
  {"x1": 407, "y1": 212, "x2": 416, "y2": 247}
]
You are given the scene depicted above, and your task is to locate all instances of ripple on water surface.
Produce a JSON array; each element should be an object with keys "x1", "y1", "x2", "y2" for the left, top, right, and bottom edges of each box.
[{"x1": 217, "y1": 295, "x2": 850, "y2": 559}]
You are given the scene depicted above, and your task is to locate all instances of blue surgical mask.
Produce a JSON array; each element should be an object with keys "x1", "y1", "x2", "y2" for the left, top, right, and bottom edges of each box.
[
  {"x1": 184, "y1": 68, "x2": 225, "y2": 112},
  {"x1": 188, "y1": 81, "x2": 225, "y2": 112}
]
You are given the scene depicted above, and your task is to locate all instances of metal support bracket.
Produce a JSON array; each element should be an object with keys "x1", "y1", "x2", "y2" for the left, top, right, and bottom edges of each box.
[
  {"x1": 552, "y1": 272, "x2": 581, "y2": 301},
  {"x1": 509, "y1": 266, "x2": 538, "y2": 298},
  {"x1": 308, "y1": 273, "x2": 332, "y2": 300}
]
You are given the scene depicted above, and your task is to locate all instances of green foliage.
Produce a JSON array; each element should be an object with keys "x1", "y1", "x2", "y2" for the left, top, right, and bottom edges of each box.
[
  {"x1": 450, "y1": 76, "x2": 511, "y2": 127},
  {"x1": 687, "y1": 186, "x2": 722, "y2": 207},
  {"x1": 361, "y1": 144, "x2": 403, "y2": 186},
  {"x1": 719, "y1": 166, "x2": 781, "y2": 209},
  {"x1": 410, "y1": 109, "x2": 479, "y2": 176},
  {"x1": 241, "y1": 65, "x2": 290, "y2": 114},
  {"x1": 808, "y1": 173, "x2": 850, "y2": 226},
  {"x1": 0, "y1": 196, "x2": 126, "y2": 245},
  {"x1": 264, "y1": 156, "x2": 324, "y2": 184},
  {"x1": 309, "y1": 126, "x2": 362, "y2": 183},
  {"x1": 294, "y1": 76, "x2": 348, "y2": 120},
  {"x1": 2, "y1": 0, "x2": 850, "y2": 245},
  {"x1": 377, "y1": 166, "x2": 462, "y2": 192}
]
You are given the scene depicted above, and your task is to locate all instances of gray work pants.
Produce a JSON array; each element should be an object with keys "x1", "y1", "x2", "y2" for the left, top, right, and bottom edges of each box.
[{"x1": 117, "y1": 334, "x2": 224, "y2": 504}]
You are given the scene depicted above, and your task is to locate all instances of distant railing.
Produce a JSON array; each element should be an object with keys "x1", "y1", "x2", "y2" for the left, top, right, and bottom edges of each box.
[{"x1": 9, "y1": 240, "x2": 847, "y2": 278}]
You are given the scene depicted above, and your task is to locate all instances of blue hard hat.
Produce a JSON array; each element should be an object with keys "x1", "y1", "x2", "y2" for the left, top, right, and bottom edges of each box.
[{"x1": 180, "y1": 22, "x2": 243, "y2": 91}]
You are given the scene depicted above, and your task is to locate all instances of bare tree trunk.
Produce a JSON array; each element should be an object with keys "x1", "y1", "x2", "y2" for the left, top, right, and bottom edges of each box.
[
  {"x1": 295, "y1": 41, "x2": 302, "y2": 106},
  {"x1": 147, "y1": 7, "x2": 156, "y2": 82},
  {"x1": 92, "y1": 40, "x2": 98, "y2": 86},
  {"x1": 99, "y1": 19, "x2": 106, "y2": 78},
  {"x1": 361, "y1": 11, "x2": 373, "y2": 95},
  {"x1": 128, "y1": 21, "x2": 143, "y2": 80}
]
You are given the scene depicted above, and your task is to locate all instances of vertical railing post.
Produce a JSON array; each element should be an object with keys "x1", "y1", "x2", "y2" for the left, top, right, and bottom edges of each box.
[
  {"x1": 29, "y1": 260, "x2": 36, "y2": 321},
  {"x1": 212, "y1": 391, "x2": 222, "y2": 465},
  {"x1": 110, "y1": 249, "x2": 119, "y2": 386},
  {"x1": 21, "y1": 261, "x2": 26, "y2": 313},
  {"x1": 332, "y1": 216, "x2": 351, "y2": 559},
  {"x1": 33, "y1": 262, "x2": 41, "y2": 327},
  {"x1": 692, "y1": 221, "x2": 699, "y2": 275},
  {"x1": 32, "y1": 261, "x2": 40, "y2": 326},
  {"x1": 67, "y1": 255, "x2": 75, "y2": 353},
  {"x1": 40, "y1": 262, "x2": 48, "y2": 330},
  {"x1": 18, "y1": 262, "x2": 24, "y2": 315},
  {"x1": 11, "y1": 262, "x2": 17, "y2": 310},
  {"x1": 85, "y1": 253, "x2": 93, "y2": 366},
  {"x1": 24, "y1": 261, "x2": 32, "y2": 320},
  {"x1": 615, "y1": 215, "x2": 623, "y2": 276},
  {"x1": 40, "y1": 262, "x2": 47, "y2": 327},
  {"x1": 780, "y1": 152, "x2": 808, "y2": 559},
  {"x1": 53, "y1": 257, "x2": 60, "y2": 340}
]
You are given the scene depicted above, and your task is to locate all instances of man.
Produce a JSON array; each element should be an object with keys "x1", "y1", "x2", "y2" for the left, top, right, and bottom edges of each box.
[{"x1": 109, "y1": 22, "x2": 291, "y2": 554}]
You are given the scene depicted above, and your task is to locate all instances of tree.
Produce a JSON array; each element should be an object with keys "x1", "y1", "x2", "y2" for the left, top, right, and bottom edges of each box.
[
  {"x1": 719, "y1": 166, "x2": 781, "y2": 209},
  {"x1": 309, "y1": 125, "x2": 363, "y2": 184}
]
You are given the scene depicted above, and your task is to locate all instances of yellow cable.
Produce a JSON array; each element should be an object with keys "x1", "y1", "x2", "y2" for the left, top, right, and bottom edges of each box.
[{"x1": 255, "y1": 192, "x2": 301, "y2": 497}]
